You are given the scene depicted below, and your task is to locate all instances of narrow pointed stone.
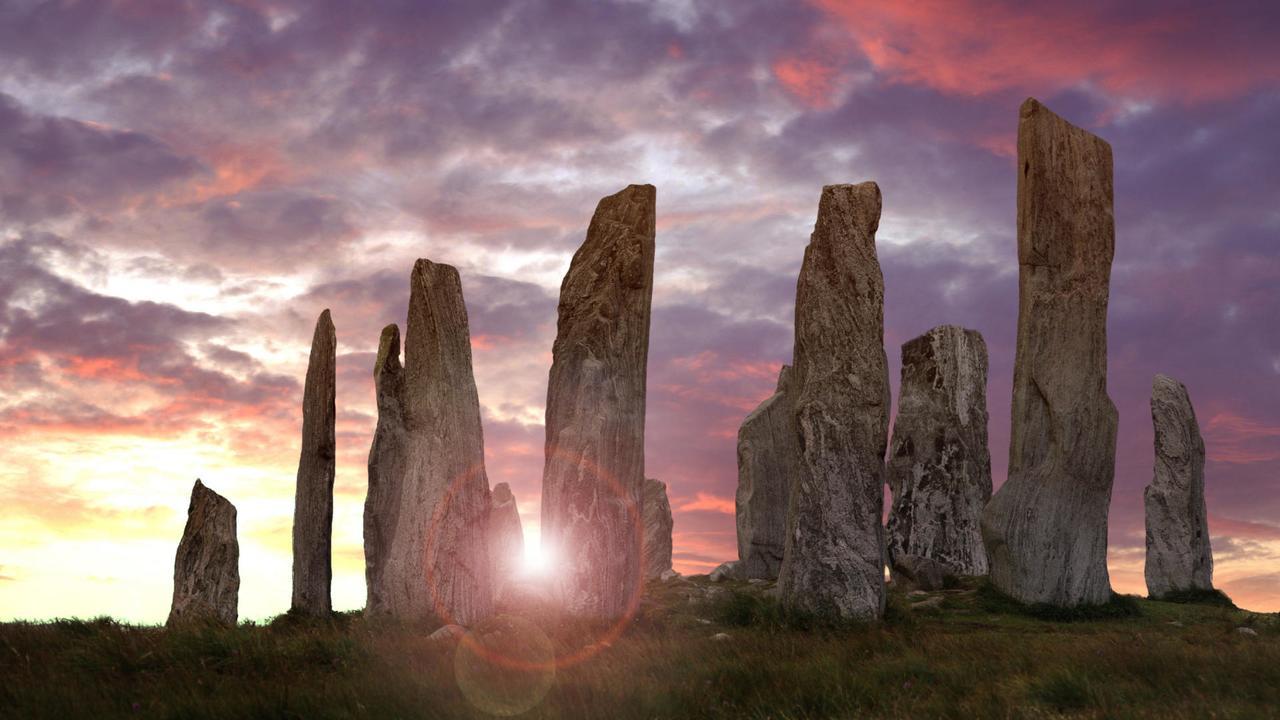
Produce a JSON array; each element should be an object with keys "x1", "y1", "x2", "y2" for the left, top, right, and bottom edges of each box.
[
  {"x1": 364, "y1": 324, "x2": 408, "y2": 615},
  {"x1": 168, "y1": 480, "x2": 239, "y2": 627},
  {"x1": 541, "y1": 184, "x2": 655, "y2": 618},
  {"x1": 488, "y1": 483, "x2": 524, "y2": 598},
  {"x1": 642, "y1": 478, "x2": 673, "y2": 580},
  {"x1": 981, "y1": 98, "x2": 1118, "y2": 607},
  {"x1": 777, "y1": 182, "x2": 890, "y2": 621},
  {"x1": 735, "y1": 365, "x2": 796, "y2": 579},
  {"x1": 1145, "y1": 374, "x2": 1214, "y2": 598},
  {"x1": 291, "y1": 309, "x2": 336, "y2": 616},
  {"x1": 886, "y1": 325, "x2": 991, "y2": 579}
]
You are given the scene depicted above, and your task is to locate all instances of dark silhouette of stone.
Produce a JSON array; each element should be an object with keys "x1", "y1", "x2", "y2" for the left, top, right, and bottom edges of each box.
[
  {"x1": 488, "y1": 482, "x2": 524, "y2": 597},
  {"x1": 886, "y1": 326, "x2": 991, "y2": 579},
  {"x1": 777, "y1": 182, "x2": 890, "y2": 621},
  {"x1": 364, "y1": 324, "x2": 408, "y2": 615},
  {"x1": 735, "y1": 365, "x2": 796, "y2": 580},
  {"x1": 642, "y1": 478, "x2": 673, "y2": 580},
  {"x1": 291, "y1": 309, "x2": 335, "y2": 616},
  {"x1": 981, "y1": 98, "x2": 1118, "y2": 607},
  {"x1": 1145, "y1": 374, "x2": 1214, "y2": 598},
  {"x1": 168, "y1": 480, "x2": 239, "y2": 627},
  {"x1": 541, "y1": 184, "x2": 655, "y2": 618}
]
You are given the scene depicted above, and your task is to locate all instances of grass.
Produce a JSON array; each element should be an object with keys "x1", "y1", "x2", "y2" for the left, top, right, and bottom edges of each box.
[{"x1": 1, "y1": 577, "x2": 1277, "y2": 719}]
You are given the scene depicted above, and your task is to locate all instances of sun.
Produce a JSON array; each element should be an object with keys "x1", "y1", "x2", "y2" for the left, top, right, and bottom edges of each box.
[{"x1": 520, "y1": 541, "x2": 553, "y2": 577}]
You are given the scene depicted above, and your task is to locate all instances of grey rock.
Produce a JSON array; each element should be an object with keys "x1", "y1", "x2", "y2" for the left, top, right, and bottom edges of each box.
[
  {"x1": 709, "y1": 561, "x2": 741, "y2": 583},
  {"x1": 981, "y1": 98, "x2": 1119, "y2": 607},
  {"x1": 540, "y1": 184, "x2": 655, "y2": 618},
  {"x1": 642, "y1": 478, "x2": 673, "y2": 579},
  {"x1": 1237, "y1": 627, "x2": 1258, "y2": 637},
  {"x1": 777, "y1": 182, "x2": 890, "y2": 621},
  {"x1": 364, "y1": 261, "x2": 494, "y2": 625},
  {"x1": 886, "y1": 326, "x2": 991, "y2": 578},
  {"x1": 488, "y1": 483, "x2": 525, "y2": 598},
  {"x1": 892, "y1": 554, "x2": 953, "y2": 592},
  {"x1": 1145, "y1": 375, "x2": 1214, "y2": 598},
  {"x1": 711, "y1": 632, "x2": 731, "y2": 642},
  {"x1": 292, "y1": 309, "x2": 336, "y2": 616},
  {"x1": 168, "y1": 480, "x2": 239, "y2": 627},
  {"x1": 735, "y1": 366, "x2": 797, "y2": 580},
  {"x1": 659, "y1": 569, "x2": 680, "y2": 582}
]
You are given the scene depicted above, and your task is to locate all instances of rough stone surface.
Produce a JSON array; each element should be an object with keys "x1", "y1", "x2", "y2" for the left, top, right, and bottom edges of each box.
[
  {"x1": 541, "y1": 184, "x2": 655, "y2": 618},
  {"x1": 168, "y1": 480, "x2": 239, "y2": 627},
  {"x1": 292, "y1": 309, "x2": 336, "y2": 616},
  {"x1": 777, "y1": 182, "x2": 890, "y2": 621},
  {"x1": 642, "y1": 478, "x2": 674, "y2": 580},
  {"x1": 892, "y1": 554, "x2": 953, "y2": 592},
  {"x1": 488, "y1": 482, "x2": 525, "y2": 598},
  {"x1": 886, "y1": 325, "x2": 991, "y2": 579},
  {"x1": 981, "y1": 98, "x2": 1119, "y2": 607},
  {"x1": 364, "y1": 261, "x2": 494, "y2": 625},
  {"x1": 709, "y1": 560, "x2": 741, "y2": 583},
  {"x1": 1145, "y1": 374, "x2": 1214, "y2": 598},
  {"x1": 735, "y1": 365, "x2": 796, "y2": 580}
]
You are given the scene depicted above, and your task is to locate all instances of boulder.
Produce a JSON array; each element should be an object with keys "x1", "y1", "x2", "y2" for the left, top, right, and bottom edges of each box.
[
  {"x1": 981, "y1": 98, "x2": 1119, "y2": 607},
  {"x1": 892, "y1": 554, "x2": 954, "y2": 592},
  {"x1": 488, "y1": 483, "x2": 525, "y2": 597},
  {"x1": 709, "y1": 560, "x2": 741, "y2": 583},
  {"x1": 540, "y1": 184, "x2": 656, "y2": 618},
  {"x1": 291, "y1": 309, "x2": 336, "y2": 616},
  {"x1": 886, "y1": 325, "x2": 991, "y2": 578},
  {"x1": 364, "y1": 324, "x2": 409, "y2": 615},
  {"x1": 642, "y1": 478, "x2": 674, "y2": 579},
  {"x1": 735, "y1": 365, "x2": 796, "y2": 580},
  {"x1": 777, "y1": 182, "x2": 890, "y2": 621},
  {"x1": 168, "y1": 480, "x2": 239, "y2": 627},
  {"x1": 1145, "y1": 374, "x2": 1214, "y2": 598}
]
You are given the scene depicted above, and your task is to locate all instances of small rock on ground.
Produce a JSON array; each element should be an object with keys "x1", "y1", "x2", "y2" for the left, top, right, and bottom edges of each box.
[{"x1": 1237, "y1": 627, "x2": 1259, "y2": 637}]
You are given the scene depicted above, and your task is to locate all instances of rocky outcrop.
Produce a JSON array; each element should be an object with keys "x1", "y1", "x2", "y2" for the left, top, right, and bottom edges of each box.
[
  {"x1": 709, "y1": 561, "x2": 741, "y2": 583},
  {"x1": 777, "y1": 182, "x2": 890, "y2": 621},
  {"x1": 642, "y1": 478, "x2": 673, "y2": 580},
  {"x1": 981, "y1": 98, "x2": 1119, "y2": 607},
  {"x1": 168, "y1": 480, "x2": 239, "y2": 627},
  {"x1": 364, "y1": 261, "x2": 494, "y2": 625},
  {"x1": 1145, "y1": 374, "x2": 1214, "y2": 598},
  {"x1": 540, "y1": 184, "x2": 655, "y2": 618},
  {"x1": 735, "y1": 366, "x2": 796, "y2": 580},
  {"x1": 292, "y1": 309, "x2": 336, "y2": 616},
  {"x1": 488, "y1": 483, "x2": 524, "y2": 597},
  {"x1": 886, "y1": 326, "x2": 991, "y2": 579}
]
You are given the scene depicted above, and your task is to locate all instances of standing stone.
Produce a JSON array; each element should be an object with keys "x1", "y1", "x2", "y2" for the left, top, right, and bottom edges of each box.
[
  {"x1": 777, "y1": 182, "x2": 890, "y2": 621},
  {"x1": 291, "y1": 309, "x2": 336, "y2": 616},
  {"x1": 488, "y1": 483, "x2": 525, "y2": 598},
  {"x1": 168, "y1": 480, "x2": 239, "y2": 627},
  {"x1": 1145, "y1": 374, "x2": 1213, "y2": 598},
  {"x1": 886, "y1": 326, "x2": 991, "y2": 579},
  {"x1": 642, "y1": 478, "x2": 673, "y2": 580},
  {"x1": 735, "y1": 365, "x2": 796, "y2": 579},
  {"x1": 541, "y1": 184, "x2": 655, "y2": 618},
  {"x1": 981, "y1": 98, "x2": 1118, "y2": 607},
  {"x1": 364, "y1": 324, "x2": 408, "y2": 614}
]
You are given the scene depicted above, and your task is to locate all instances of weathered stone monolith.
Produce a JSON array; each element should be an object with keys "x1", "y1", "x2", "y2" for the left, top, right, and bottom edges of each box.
[
  {"x1": 735, "y1": 365, "x2": 796, "y2": 579},
  {"x1": 541, "y1": 184, "x2": 655, "y2": 618},
  {"x1": 981, "y1": 98, "x2": 1118, "y2": 607},
  {"x1": 1145, "y1": 374, "x2": 1214, "y2": 598},
  {"x1": 886, "y1": 325, "x2": 991, "y2": 579},
  {"x1": 488, "y1": 483, "x2": 524, "y2": 597},
  {"x1": 777, "y1": 182, "x2": 890, "y2": 620},
  {"x1": 642, "y1": 478, "x2": 673, "y2": 580},
  {"x1": 364, "y1": 261, "x2": 494, "y2": 625},
  {"x1": 168, "y1": 480, "x2": 239, "y2": 627},
  {"x1": 292, "y1": 309, "x2": 335, "y2": 616}
]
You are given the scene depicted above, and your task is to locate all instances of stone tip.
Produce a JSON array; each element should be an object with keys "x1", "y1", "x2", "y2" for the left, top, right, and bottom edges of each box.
[
  {"x1": 1152, "y1": 373, "x2": 1187, "y2": 394},
  {"x1": 492, "y1": 482, "x2": 515, "y2": 504},
  {"x1": 375, "y1": 324, "x2": 401, "y2": 376},
  {"x1": 1020, "y1": 97, "x2": 1042, "y2": 118},
  {"x1": 412, "y1": 258, "x2": 462, "y2": 287}
]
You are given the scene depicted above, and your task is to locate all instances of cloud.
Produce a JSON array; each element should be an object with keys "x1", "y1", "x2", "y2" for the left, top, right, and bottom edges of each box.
[{"x1": 675, "y1": 492, "x2": 735, "y2": 515}]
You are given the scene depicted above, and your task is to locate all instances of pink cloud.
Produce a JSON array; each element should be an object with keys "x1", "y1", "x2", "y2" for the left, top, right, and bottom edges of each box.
[{"x1": 676, "y1": 491, "x2": 735, "y2": 515}]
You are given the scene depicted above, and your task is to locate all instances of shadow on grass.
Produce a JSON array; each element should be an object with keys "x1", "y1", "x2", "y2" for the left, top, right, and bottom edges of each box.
[
  {"x1": 708, "y1": 590, "x2": 916, "y2": 632},
  {"x1": 1151, "y1": 588, "x2": 1237, "y2": 609},
  {"x1": 976, "y1": 580, "x2": 1142, "y2": 621}
]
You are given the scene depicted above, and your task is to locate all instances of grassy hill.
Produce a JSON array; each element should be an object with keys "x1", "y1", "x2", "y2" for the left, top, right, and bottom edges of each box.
[{"x1": 2, "y1": 576, "x2": 1276, "y2": 719}]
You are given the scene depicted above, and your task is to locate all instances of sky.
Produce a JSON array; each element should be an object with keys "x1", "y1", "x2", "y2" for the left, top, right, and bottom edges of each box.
[{"x1": 0, "y1": 0, "x2": 1278, "y2": 622}]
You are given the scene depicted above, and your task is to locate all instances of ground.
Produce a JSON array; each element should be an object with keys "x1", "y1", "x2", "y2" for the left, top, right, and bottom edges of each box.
[{"x1": 2, "y1": 576, "x2": 1277, "y2": 719}]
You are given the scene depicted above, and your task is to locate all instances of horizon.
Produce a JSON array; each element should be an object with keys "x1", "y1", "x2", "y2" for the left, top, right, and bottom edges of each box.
[{"x1": 2, "y1": 0, "x2": 1279, "y2": 622}]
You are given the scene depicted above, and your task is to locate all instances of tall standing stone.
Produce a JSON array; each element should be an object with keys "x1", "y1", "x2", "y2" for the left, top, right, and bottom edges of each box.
[
  {"x1": 541, "y1": 184, "x2": 655, "y2": 618},
  {"x1": 168, "y1": 480, "x2": 239, "y2": 627},
  {"x1": 981, "y1": 98, "x2": 1118, "y2": 607},
  {"x1": 735, "y1": 365, "x2": 796, "y2": 579},
  {"x1": 777, "y1": 182, "x2": 890, "y2": 621},
  {"x1": 886, "y1": 325, "x2": 991, "y2": 578},
  {"x1": 292, "y1": 309, "x2": 336, "y2": 616},
  {"x1": 642, "y1": 478, "x2": 673, "y2": 580},
  {"x1": 1145, "y1": 374, "x2": 1214, "y2": 598},
  {"x1": 364, "y1": 324, "x2": 408, "y2": 614},
  {"x1": 488, "y1": 483, "x2": 524, "y2": 598}
]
